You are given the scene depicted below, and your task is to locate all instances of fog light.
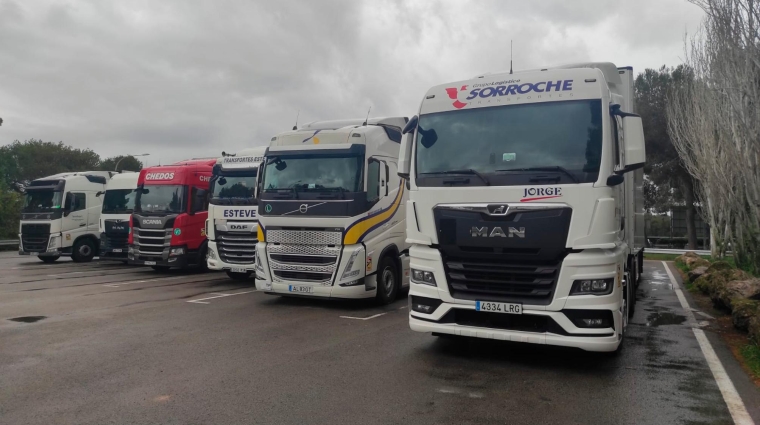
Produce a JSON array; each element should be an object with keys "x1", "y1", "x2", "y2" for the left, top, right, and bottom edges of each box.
[
  {"x1": 570, "y1": 278, "x2": 614, "y2": 295},
  {"x1": 582, "y1": 318, "x2": 605, "y2": 327},
  {"x1": 564, "y1": 310, "x2": 614, "y2": 329},
  {"x1": 169, "y1": 247, "x2": 186, "y2": 257},
  {"x1": 410, "y1": 295, "x2": 442, "y2": 314},
  {"x1": 207, "y1": 248, "x2": 217, "y2": 260},
  {"x1": 339, "y1": 278, "x2": 364, "y2": 287},
  {"x1": 411, "y1": 269, "x2": 436, "y2": 286}
]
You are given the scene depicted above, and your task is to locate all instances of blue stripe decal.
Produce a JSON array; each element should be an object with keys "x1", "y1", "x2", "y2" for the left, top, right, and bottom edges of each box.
[{"x1": 301, "y1": 130, "x2": 321, "y2": 143}]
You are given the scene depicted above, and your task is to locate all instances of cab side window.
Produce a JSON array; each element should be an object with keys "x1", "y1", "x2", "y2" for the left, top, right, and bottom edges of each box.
[
  {"x1": 367, "y1": 159, "x2": 381, "y2": 202},
  {"x1": 191, "y1": 187, "x2": 209, "y2": 213},
  {"x1": 71, "y1": 193, "x2": 86, "y2": 212}
]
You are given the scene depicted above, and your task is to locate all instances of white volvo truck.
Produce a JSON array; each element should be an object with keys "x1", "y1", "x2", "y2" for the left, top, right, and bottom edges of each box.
[
  {"x1": 254, "y1": 118, "x2": 410, "y2": 304},
  {"x1": 19, "y1": 171, "x2": 114, "y2": 263},
  {"x1": 98, "y1": 172, "x2": 138, "y2": 262},
  {"x1": 400, "y1": 63, "x2": 645, "y2": 352},
  {"x1": 206, "y1": 147, "x2": 267, "y2": 280}
]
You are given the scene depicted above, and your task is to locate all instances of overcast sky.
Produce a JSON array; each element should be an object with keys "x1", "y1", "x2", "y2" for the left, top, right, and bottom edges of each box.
[{"x1": 0, "y1": 0, "x2": 705, "y2": 166}]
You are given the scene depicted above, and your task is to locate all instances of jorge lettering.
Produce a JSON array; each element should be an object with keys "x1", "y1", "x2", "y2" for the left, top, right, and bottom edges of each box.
[{"x1": 523, "y1": 187, "x2": 563, "y2": 197}]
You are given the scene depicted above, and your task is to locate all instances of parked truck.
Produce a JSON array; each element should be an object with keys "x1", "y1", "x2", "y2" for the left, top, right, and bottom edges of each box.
[
  {"x1": 206, "y1": 147, "x2": 267, "y2": 280},
  {"x1": 254, "y1": 118, "x2": 410, "y2": 304},
  {"x1": 98, "y1": 172, "x2": 139, "y2": 262},
  {"x1": 399, "y1": 63, "x2": 645, "y2": 352},
  {"x1": 128, "y1": 159, "x2": 215, "y2": 271},
  {"x1": 19, "y1": 171, "x2": 114, "y2": 263}
]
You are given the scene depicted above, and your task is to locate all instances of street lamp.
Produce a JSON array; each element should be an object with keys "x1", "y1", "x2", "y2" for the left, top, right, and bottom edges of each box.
[{"x1": 114, "y1": 153, "x2": 150, "y2": 171}]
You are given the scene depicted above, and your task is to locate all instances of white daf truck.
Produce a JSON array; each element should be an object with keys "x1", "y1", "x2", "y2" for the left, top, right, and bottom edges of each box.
[
  {"x1": 206, "y1": 147, "x2": 267, "y2": 280},
  {"x1": 400, "y1": 63, "x2": 645, "y2": 352},
  {"x1": 98, "y1": 172, "x2": 139, "y2": 262},
  {"x1": 19, "y1": 171, "x2": 114, "y2": 263},
  {"x1": 254, "y1": 117, "x2": 410, "y2": 304}
]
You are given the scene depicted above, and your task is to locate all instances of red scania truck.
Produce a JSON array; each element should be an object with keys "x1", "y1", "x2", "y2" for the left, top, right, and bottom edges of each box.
[{"x1": 128, "y1": 159, "x2": 215, "y2": 271}]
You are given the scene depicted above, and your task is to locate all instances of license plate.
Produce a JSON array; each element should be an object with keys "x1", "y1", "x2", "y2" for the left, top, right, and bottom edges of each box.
[
  {"x1": 145, "y1": 261, "x2": 156, "y2": 266},
  {"x1": 476, "y1": 301, "x2": 522, "y2": 314},
  {"x1": 112, "y1": 248, "x2": 122, "y2": 253},
  {"x1": 230, "y1": 268, "x2": 248, "y2": 273},
  {"x1": 289, "y1": 285, "x2": 313, "y2": 294},
  {"x1": 29, "y1": 252, "x2": 39, "y2": 256}
]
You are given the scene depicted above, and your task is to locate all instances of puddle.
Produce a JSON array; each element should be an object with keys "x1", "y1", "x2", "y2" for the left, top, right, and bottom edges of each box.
[
  {"x1": 8, "y1": 316, "x2": 47, "y2": 323},
  {"x1": 646, "y1": 312, "x2": 686, "y2": 327}
]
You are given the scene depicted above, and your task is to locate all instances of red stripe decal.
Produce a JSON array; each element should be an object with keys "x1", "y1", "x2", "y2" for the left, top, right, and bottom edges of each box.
[{"x1": 520, "y1": 195, "x2": 561, "y2": 202}]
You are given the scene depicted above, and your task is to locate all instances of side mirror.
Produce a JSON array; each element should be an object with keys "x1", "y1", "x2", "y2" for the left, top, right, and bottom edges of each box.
[
  {"x1": 617, "y1": 115, "x2": 646, "y2": 174},
  {"x1": 398, "y1": 115, "x2": 417, "y2": 179},
  {"x1": 606, "y1": 174, "x2": 624, "y2": 187},
  {"x1": 96, "y1": 191, "x2": 104, "y2": 197}
]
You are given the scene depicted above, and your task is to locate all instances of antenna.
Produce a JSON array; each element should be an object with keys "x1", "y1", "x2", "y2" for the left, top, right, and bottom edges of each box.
[
  {"x1": 362, "y1": 106, "x2": 372, "y2": 126},
  {"x1": 509, "y1": 40, "x2": 513, "y2": 75},
  {"x1": 292, "y1": 110, "x2": 300, "y2": 130}
]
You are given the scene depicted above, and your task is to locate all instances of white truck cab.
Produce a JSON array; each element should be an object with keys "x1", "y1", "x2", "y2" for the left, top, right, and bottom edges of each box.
[
  {"x1": 19, "y1": 171, "x2": 114, "y2": 263},
  {"x1": 400, "y1": 63, "x2": 646, "y2": 352},
  {"x1": 98, "y1": 172, "x2": 139, "y2": 262},
  {"x1": 254, "y1": 117, "x2": 411, "y2": 304},
  {"x1": 206, "y1": 147, "x2": 267, "y2": 280}
]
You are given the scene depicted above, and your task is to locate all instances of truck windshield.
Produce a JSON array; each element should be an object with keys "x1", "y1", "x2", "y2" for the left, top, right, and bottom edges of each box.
[
  {"x1": 102, "y1": 189, "x2": 136, "y2": 214},
  {"x1": 415, "y1": 99, "x2": 603, "y2": 186},
  {"x1": 261, "y1": 155, "x2": 363, "y2": 193},
  {"x1": 210, "y1": 175, "x2": 257, "y2": 205},
  {"x1": 23, "y1": 190, "x2": 63, "y2": 212},
  {"x1": 134, "y1": 185, "x2": 186, "y2": 214}
]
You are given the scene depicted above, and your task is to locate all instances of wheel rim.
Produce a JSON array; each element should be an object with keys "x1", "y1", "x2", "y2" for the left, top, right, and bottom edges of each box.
[
  {"x1": 382, "y1": 267, "x2": 395, "y2": 296},
  {"x1": 79, "y1": 244, "x2": 92, "y2": 257}
]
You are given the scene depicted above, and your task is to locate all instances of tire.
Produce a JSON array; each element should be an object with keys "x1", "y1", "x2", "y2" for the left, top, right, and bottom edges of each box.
[
  {"x1": 151, "y1": 265, "x2": 171, "y2": 272},
  {"x1": 375, "y1": 256, "x2": 399, "y2": 305},
  {"x1": 122, "y1": 260, "x2": 129, "y2": 265},
  {"x1": 627, "y1": 271, "x2": 636, "y2": 319},
  {"x1": 196, "y1": 245, "x2": 209, "y2": 273},
  {"x1": 71, "y1": 238, "x2": 96, "y2": 263},
  {"x1": 226, "y1": 270, "x2": 252, "y2": 280},
  {"x1": 39, "y1": 255, "x2": 60, "y2": 263}
]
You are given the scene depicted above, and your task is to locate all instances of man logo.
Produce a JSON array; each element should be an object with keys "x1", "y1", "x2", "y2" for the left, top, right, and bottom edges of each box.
[
  {"x1": 488, "y1": 205, "x2": 509, "y2": 215},
  {"x1": 299, "y1": 204, "x2": 308, "y2": 214},
  {"x1": 471, "y1": 226, "x2": 526, "y2": 238}
]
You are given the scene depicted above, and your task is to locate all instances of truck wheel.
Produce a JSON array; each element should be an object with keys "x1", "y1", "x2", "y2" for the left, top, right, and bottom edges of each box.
[
  {"x1": 627, "y1": 271, "x2": 636, "y2": 319},
  {"x1": 197, "y1": 245, "x2": 209, "y2": 273},
  {"x1": 375, "y1": 256, "x2": 399, "y2": 305},
  {"x1": 226, "y1": 271, "x2": 252, "y2": 280},
  {"x1": 39, "y1": 255, "x2": 60, "y2": 263},
  {"x1": 72, "y1": 239, "x2": 95, "y2": 263},
  {"x1": 151, "y1": 265, "x2": 171, "y2": 272}
]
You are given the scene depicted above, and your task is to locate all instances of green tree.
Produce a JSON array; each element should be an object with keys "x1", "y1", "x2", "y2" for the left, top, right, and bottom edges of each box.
[
  {"x1": 635, "y1": 66, "x2": 699, "y2": 249},
  {"x1": 99, "y1": 155, "x2": 144, "y2": 172},
  {"x1": 0, "y1": 139, "x2": 101, "y2": 182}
]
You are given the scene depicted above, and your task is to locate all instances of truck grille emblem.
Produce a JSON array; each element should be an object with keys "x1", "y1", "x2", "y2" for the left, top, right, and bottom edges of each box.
[
  {"x1": 488, "y1": 205, "x2": 509, "y2": 215},
  {"x1": 299, "y1": 204, "x2": 308, "y2": 213},
  {"x1": 471, "y1": 226, "x2": 526, "y2": 238}
]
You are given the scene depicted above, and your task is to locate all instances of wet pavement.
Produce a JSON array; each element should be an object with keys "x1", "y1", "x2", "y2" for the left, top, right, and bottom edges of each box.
[{"x1": 0, "y1": 253, "x2": 758, "y2": 424}]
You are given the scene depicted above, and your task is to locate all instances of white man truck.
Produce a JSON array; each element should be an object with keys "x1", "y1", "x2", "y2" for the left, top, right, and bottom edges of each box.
[
  {"x1": 254, "y1": 118, "x2": 410, "y2": 304},
  {"x1": 206, "y1": 147, "x2": 267, "y2": 280},
  {"x1": 400, "y1": 63, "x2": 645, "y2": 352},
  {"x1": 19, "y1": 171, "x2": 114, "y2": 263},
  {"x1": 98, "y1": 172, "x2": 139, "y2": 262}
]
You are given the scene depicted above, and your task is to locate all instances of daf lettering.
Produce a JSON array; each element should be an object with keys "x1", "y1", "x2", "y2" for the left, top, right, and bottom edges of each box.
[
  {"x1": 470, "y1": 226, "x2": 526, "y2": 238},
  {"x1": 230, "y1": 224, "x2": 247, "y2": 231}
]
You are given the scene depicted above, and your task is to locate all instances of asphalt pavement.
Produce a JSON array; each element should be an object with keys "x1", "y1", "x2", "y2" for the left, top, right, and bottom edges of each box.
[{"x1": 1, "y1": 252, "x2": 758, "y2": 424}]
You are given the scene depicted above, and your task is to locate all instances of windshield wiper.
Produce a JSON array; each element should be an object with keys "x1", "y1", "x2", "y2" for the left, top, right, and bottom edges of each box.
[
  {"x1": 494, "y1": 166, "x2": 579, "y2": 184},
  {"x1": 420, "y1": 169, "x2": 490, "y2": 186}
]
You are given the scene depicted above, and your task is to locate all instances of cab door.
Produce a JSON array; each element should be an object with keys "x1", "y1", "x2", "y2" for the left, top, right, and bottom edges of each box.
[{"x1": 61, "y1": 192, "x2": 87, "y2": 247}]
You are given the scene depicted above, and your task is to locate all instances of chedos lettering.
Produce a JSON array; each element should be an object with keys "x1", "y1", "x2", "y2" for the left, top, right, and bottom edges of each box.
[
  {"x1": 199, "y1": 175, "x2": 211, "y2": 182},
  {"x1": 223, "y1": 209, "x2": 257, "y2": 218},
  {"x1": 466, "y1": 80, "x2": 573, "y2": 100},
  {"x1": 145, "y1": 172, "x2": 174, "y2": 180}
]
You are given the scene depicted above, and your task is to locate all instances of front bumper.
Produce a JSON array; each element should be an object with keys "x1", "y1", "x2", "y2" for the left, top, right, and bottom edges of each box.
[
  {"x1": 206, "y1": 241, "x2": 255, "y2": 272},
  {"x1": 18, "y1": 234, "x2": 69, "y2": 257},
  {"x1": 407, "y1": 245, "x2": 625, "y2": 352},
  {"x1": 255, "y1": 275, "x2": 378, "y2": 299},
  {"x1": 128, "y1": 247, "x2": 190, "y2": 268}
]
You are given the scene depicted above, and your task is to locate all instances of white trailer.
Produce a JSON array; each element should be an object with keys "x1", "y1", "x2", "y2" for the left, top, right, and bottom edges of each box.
[
  {"x1": 19, "y1": 171, "x2": 115, "y2": 263},
  {"x1": 206, "y1": 147, "x2": 267, "y2": 280},
  {"x1": 399, "y1": 63, "x2": 645, "y2": 352},
  {"x1": 97, "y1": 172, "x2": 138, "y2": 262},
  {"x1": 254, "y1": 117, "x2": 411, "y2": 303}
]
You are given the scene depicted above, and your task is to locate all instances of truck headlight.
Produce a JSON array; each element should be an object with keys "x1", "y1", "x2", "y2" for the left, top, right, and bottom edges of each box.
[
  {"x1": 411, "y1": 268, "x2": 436, "y2": 286},
  {"x1": 207, "y1": 247, "x2": 216, "y2": 260},
  {"x1": 570, "y1": 278, "x2": 614, "y2": 295},
  {"x1": 48, "y1": 235, "x2": 60, "y2": 249},
  {"x1": 169, "y1": 246, "x2": 186, "y2": 257},
  {"x1": 340, "y1": 250, "x2": 362, "y2": 280}
]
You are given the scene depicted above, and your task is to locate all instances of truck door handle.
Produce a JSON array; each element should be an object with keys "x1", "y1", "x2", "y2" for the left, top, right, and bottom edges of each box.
[{"x1": 79, "y1": 223, "x2": 86, "y2": 227}]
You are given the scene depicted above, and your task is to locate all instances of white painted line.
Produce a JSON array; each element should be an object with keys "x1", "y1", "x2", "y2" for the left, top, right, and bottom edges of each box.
[
  {"x1": 662, "y1": 261, "x2": 753, "y2": 424},
  {"x1": 103, "y1": 276, "x2": 183, "y2": 288},
  {"x1": 47, "y1": 271, "x2": 85, "y2": 278},
  {"x1": 186, "y1": 290, "x2": 257, "y2": 304},
  {"x1": 339, "y1": 312, "x2": 387, "y2": 320}
]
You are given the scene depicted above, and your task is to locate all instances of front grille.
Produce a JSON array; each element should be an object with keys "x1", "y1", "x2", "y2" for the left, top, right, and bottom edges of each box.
[
  {"x1": 266, "y1": 232, "x2": 341, "y2": 284},
  {"x1": 102, "y1": 231, "x2": 129, "y2": 251},
  {"x1": 217, "y1": 231, "x2": 257, "y2": 265},
  {"x1": 133, "y1": 228, "x2": 170, "y2": 256},
  {"x1": 21, "y1": 223, "x2": 51, "y2": 252},
  {"x1": 442, "y1": 254, "x2": 564, "y2": 305}
]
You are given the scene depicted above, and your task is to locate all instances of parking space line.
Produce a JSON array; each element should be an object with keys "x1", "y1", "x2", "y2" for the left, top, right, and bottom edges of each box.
[
  {"x1": 662, "y1": 261, "x2": 753, "y2": 425},
  {"x1": 102, "y1": 276, "x2": 184, "y2": 288},
  {"x1": 340, "y1": 312, "x2": 387, "y2": 321},
  {"x1": 186, "y1": 290, "x2": 257, "y2": 304}
]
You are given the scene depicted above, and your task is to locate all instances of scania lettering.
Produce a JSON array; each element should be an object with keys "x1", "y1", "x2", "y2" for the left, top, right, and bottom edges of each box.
[
  {"x1": 97, "y1": 171, "x2": 138, "y2": 262},
  {"x1": 206, "y1": 148, "x2": 267, "y2": 280},
  {"x1": 399, "y1": 63, "x2": 645, "y2": 352},
  {"x1": 128, "y1": 159, "x2": 216, "y2": 270},
  {"x1": 254, "y1": 117, "x2": 410, "y2": 303},
  {"x1": 19, "y1": 171, "x2": 114, "y2": 263}
]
